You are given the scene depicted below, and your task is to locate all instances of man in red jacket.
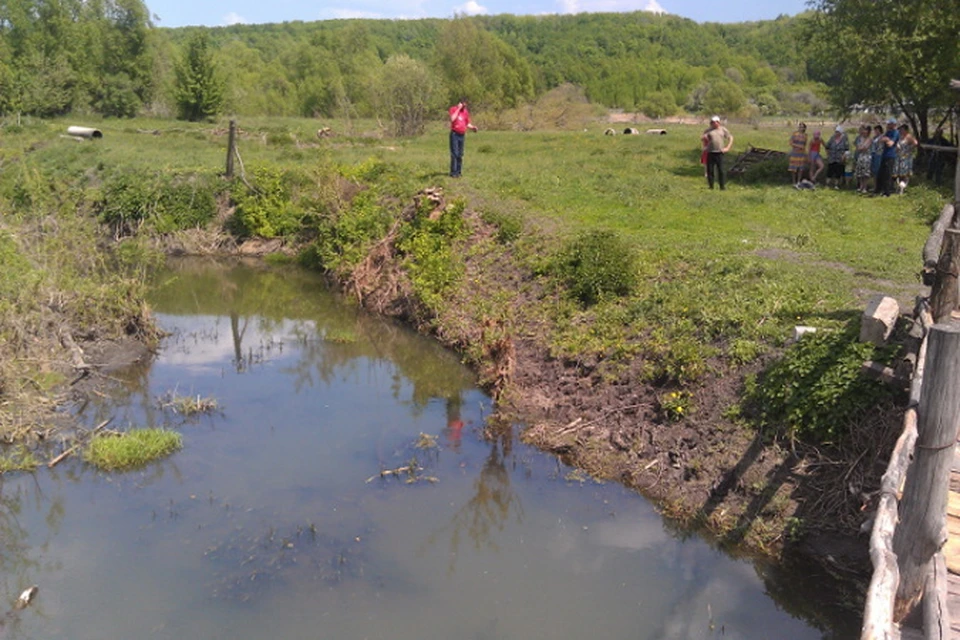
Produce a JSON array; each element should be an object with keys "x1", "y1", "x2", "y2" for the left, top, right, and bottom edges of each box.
[{"x1": 449, "y1": 99, "x2": 478, "y2": 177}]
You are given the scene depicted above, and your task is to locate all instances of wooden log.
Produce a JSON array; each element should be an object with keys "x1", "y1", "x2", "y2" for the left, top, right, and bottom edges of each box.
[
  {"x1": 861, "y1": 295, "x2": 901, "y2": 345},
  {"x1": 922, "y1": 204, "x2": 956, "y2": 282},
  {"x1": 862, "y1": 405, "x2": 920, "y2": 639},
  {"x1": 921, "y1": 552, "x2": 949, "y2": 640},
  {"x1": 862, "y1": 326, "x2": 929, "y2": 640},
  {"x1": 929, "y1": 229, "x2": 960, "y2": 322},
  {"x1": 894, "y1": 321, "x2": 960, "y2": 622}
]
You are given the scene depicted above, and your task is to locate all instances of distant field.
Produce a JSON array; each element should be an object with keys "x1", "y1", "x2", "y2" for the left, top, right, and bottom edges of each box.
[{"x1": 6, "y1": 114, "x2": 942, "y2": 302}]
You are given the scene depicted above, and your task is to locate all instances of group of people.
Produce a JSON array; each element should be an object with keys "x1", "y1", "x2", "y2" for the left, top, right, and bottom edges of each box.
[{"x1": 788, "y1": 119, "x2": 920, "y2": 196}]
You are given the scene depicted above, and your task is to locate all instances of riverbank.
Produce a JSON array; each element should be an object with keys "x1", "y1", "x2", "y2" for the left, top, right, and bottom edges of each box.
[{"x1": 0, "y1": 115, "x2": 942, "y2": 618}]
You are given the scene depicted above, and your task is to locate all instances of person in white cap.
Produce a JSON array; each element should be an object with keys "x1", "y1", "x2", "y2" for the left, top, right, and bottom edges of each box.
[
  {"x1": 702, "y1": 115, "x2": 733, "y2": 189},
  {"x1": 825, "y1": 125, "x2": 849, "y2": 189}
]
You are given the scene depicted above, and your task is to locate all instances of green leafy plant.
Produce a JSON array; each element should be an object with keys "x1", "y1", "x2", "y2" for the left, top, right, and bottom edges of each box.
[
  {"x1": 398, "y1": 198, "x2": 468, "y2": 312},
  {"x1": 307, "y1": 188, "x2": 392, "y2": 273},
  {"x1": 660, "y1": 390, "x2": 693, "y2": 422},
  {"x1": 231, "y1": 168, "x2": 307, "y2": 238},
  {"x1": 480, "y1": 208, "x2": 523, "y2": 244},
  {"x1": 555, "y1": 230, "x2": 637, "y2": 306},
  {"x1": 743, "y1": 323, "x2": 896, "y2": 442}
]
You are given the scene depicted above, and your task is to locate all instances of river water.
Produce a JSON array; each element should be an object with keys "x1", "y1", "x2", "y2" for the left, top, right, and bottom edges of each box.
[{"x1": 0, "y1": 258, "x2": 854, "y2": 639}]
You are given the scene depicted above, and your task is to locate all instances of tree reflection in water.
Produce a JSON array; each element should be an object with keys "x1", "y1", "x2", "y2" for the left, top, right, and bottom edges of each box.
[{"x1": 424, "y1": 423, "x2": 524, "y2": 575}]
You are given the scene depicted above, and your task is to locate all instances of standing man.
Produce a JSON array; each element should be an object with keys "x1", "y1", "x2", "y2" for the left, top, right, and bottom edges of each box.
[
  {"x1": 873, "y1": 118, "x2": 900, "y2": 197},
  {"x1": 703, "y1": 115, "x2": 734, "y2": 190},
  {"x1": 449, "y1": 99, "x2": 478, "y2": 178},
  {"x1": 924, "y1": 127, "x2": 950, "y2": 186}
]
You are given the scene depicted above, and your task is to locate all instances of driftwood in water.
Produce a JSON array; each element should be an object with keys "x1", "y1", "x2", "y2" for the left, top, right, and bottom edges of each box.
[{"x1": 47, "y1": 418, "x2": 111, "y2": 468}]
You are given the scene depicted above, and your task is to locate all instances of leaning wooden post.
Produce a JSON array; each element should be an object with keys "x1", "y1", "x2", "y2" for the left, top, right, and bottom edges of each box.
[
  {"x1": 225, "y1": 119, "x2": 237, "y2": 179},
  {"x1": 892, "y1": 320, "x2": 960, "y2": 622},
  {"x1": 929, "y1": 228, "x2": 960, "y2": 323}
]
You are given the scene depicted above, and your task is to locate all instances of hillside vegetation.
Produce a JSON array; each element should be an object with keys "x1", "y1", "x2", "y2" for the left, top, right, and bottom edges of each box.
[{"x1": 0, "y1": 1, "x2": 824, "y2": 122}]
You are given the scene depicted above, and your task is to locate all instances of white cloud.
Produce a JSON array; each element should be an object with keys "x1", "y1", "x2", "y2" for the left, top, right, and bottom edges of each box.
[
  {"x1": 559, "y1": 0, "x2": 579, "y2": 12},
  {"x1": 454, "y1": 0, "x2": 488, "y2": 14},
  {"x1": 643, "y1": 0, "x2": 667, "y2": 13},
  {"x1": 222, "y1": 12, "x2": 248, "y2": 25}
]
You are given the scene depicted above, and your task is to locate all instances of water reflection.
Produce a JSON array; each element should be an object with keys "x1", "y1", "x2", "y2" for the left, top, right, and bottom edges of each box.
[
  {"x1": 1, "y1": 257, "x2": 852, "y2": 639},
  {"x1": 424, "y1": 424, "x2": 524, "y2": 575}
]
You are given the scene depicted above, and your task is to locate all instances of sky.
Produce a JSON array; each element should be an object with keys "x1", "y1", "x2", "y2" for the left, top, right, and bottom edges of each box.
[{"x1": 144, "y1": 0, "x2": 811, "y2": 29}]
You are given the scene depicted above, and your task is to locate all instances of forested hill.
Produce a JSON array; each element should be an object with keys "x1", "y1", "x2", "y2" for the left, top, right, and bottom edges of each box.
[
  {"x1": 0, "y1": 0, "x2": 823, "y2": 121},
  {"x1": 168, "y1": 11, "x2": 821, "y2": 119}
]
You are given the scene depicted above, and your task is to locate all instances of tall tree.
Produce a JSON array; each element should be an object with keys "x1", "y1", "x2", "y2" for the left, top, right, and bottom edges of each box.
[
  {"x1": 376, "y1": 54, "x2": 439, "y2": 136},
  {"x1": 807, "y1": 0, "x2": 960, "y2": 138},
  {"x1": 435, "y1": 18, "x2": 534, "y2": 111},
  {"x1": 174, "y1": 30, "x2": 225, "y2": 122}
]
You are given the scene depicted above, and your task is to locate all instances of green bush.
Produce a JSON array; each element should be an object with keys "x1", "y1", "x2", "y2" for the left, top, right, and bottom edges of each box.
[
  {"x1": 556, "y1": 229, "x2": 637, "y2": 306},
  {"x1": 307, "y1": 188, "x2": 392, "y2": 273},
  {"x1": 743, "y1": 323, "x2": 896, "y2": 443},
  {"x1": 230, "y1": 168, "x2": 308, "y2": 238},
  {"x1": 480, "y1": 208, "x2": 523, "y2": 244},
  {"x1": 97, "y1": 170, "x2": 221, "y2": 235},
  {"x1": 398, "y1": 198, "x2": 468, "y2": 312}
]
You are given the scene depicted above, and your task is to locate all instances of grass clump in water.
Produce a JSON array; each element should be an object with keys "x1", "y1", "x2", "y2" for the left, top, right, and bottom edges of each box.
[
  {"x1": 157, "y1": 391, "x2": 219, "y2": 416},
  {"x1": 0, "y1": 446, "x2": 39, "y2": 474},
  {"x1": 85, "y1": 428, "x2": 182, "y2": 471}
]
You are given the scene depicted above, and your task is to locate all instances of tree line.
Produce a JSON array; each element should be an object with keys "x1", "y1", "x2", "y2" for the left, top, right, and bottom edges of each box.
[{"x1": 0, "y1": 0, "x2": 957, "y2": 136}]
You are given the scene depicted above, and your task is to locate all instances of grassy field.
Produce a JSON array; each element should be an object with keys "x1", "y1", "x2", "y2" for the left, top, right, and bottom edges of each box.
[{"x1": 0, "y1": 112, "x2": 947, "y2": 441}]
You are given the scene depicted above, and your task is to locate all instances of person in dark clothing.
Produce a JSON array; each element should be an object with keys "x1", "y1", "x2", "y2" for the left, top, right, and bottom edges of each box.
[
  {"x1": 873, "y1": 118, "x2": 900, "y2": 197},
  {"x1": 925, "y1": 127, "x2": 951, "y2": 186}
]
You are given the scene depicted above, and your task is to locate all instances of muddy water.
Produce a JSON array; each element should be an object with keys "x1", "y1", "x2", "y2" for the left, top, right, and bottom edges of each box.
[{"x1": 1, "y1": 258, "x2": 854, "y2": 639}]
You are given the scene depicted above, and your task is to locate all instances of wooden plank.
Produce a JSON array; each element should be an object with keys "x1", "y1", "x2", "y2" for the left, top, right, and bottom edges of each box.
[{"x1": 949, "y1": 492, "x2": 960, "y2": 516}]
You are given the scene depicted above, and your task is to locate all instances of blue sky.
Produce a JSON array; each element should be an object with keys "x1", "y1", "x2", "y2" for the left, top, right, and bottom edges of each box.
[{"x1": 145, "y1": 0, "x2": 811, "y2": 28}]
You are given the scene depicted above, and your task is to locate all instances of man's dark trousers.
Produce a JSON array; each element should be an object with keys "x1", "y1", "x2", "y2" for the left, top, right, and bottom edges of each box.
[
  {"x1": 707, "y1": 151, "x2": 725, "y2": 190},
  {"x1": 450, "y1": 132, "x2": 465, "y2": 177},
  {"x1": 875, "y1": 156, "x2": 894, "y2": 196}
]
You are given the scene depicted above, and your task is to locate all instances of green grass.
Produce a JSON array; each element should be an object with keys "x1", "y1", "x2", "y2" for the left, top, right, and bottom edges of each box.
[{"x1": 84, "y1": 428, "x2": 183, "y2": 471}]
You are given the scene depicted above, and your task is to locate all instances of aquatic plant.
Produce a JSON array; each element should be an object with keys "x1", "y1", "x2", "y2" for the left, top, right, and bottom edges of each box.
[{"x1": 84, "y1": 428, "x2": 183, "y2": 471}]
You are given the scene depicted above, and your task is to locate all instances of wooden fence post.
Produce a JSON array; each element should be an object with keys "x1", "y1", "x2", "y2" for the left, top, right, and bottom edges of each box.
[
  {"x1": 225, "y1": 119, "x2": 236, "y2": 179},
  {"x1": 930, "y1": 228, "x2": 960, "y2": 323},
  {"x1": 893, "y1": 320, "x2": 960, "y2": 622}
]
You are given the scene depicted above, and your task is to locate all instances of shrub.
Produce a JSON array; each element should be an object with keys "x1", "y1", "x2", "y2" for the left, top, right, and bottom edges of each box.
[
  {"x1": 230, "y1": 168, "x2": 308, "y2": 238},
  {"x1": 556, "y1": 229, "x2": 637, "y2": 306},
  {"x1": 480, "y1": 208, "x2": 523, "y2": 244},
  {"x1": 398, "y1": 198, "x2": 468, "y2": 311},
  {"x1": 98, "y1": 170, "x2": 221, "y2": 236},
  {"x1": 308, "y1": 188, "x2": 392, "y2": 273}
]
